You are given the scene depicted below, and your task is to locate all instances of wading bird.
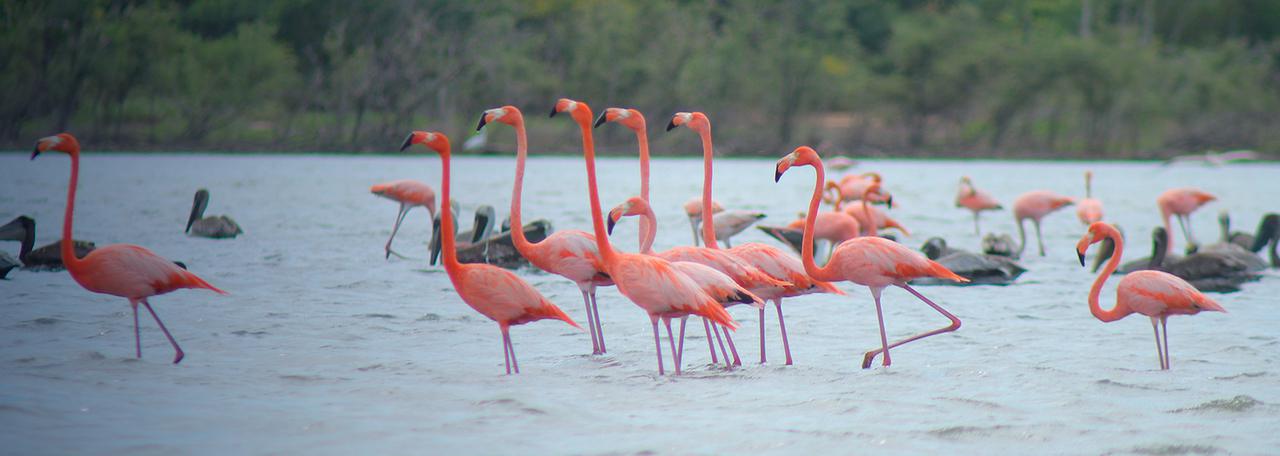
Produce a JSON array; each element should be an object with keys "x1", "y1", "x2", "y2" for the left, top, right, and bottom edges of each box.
[
  {"x1": 1076, "y1": 171, "x2": 1103, "y2": 225},
  {"x1": 402, "y1": 130, "x2": 580, "y2": 374},
  {"x1": 956, "y1": 176, "x2": 1002, "y2": 235},
  {"x1": 186, "y1": 189, "x2": 242, "y2": 238},
  {"x1": 1076, "y1": 222, "x2": 1225, "y2": 370},
  {"x1": 1013, "y1": 190, "x2": 1074, "y2": 257},
  {"x1": 1157, "y1": 187, "x2": 1216, "y2": 255},
  {"x1": 777, "y1": 146, "x2": 966, "y2": 368},
  {"x1": 370, "y1": 179, "x2": 437, "y2": 259},
  {"x1": 32, "y1": 133, "x2": 226, "y2": 363}
]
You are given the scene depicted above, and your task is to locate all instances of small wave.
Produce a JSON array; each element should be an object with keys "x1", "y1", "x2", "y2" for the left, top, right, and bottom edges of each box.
[
  {"x1": 1213, "y1": 371, "x2": 1267, "y2": 380},
  {"x1": 80, "y1": 351, "x2": 106, "y2": 361},
  {"x1": 1096, "y1": 379, "x2": 1158, "y2": 390},
  {"x1": 357, "y1": 364, "x2": 382, "y2": 371},
  {"x1": 17, "y1": 317, "x2": 62, "y2": 327},
  {"x1": 928, "y1": 425, "x2": 1010, "y2": 439},
  {"x1": 939, "y1": 397, "x2": 1004, "y2": 409},
  {"x1": 358, "y1": 313, "x2": 396, "y2": 319},
  {"x1": 1170, "y1": 395, "x2": 1263, "y2": 413},
  {"x1": 416, "y1": 313, "x2": 441, "y2": 322},
  {"x1": 1129, "y1": 444, "x2": 1223, "y2": 455},
  {"x1": 279, "y1": 374, "x2": 327, "y2": 382},
  {"x1": 230, "y1": 330, "x2": 269, "y2": 337},
  {"x1": 474, "y1": 398, "x2": 547, "y2": 415}
]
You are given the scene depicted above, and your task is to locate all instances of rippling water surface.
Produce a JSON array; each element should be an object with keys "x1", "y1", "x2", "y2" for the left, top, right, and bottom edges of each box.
[{"x1": 1, "y1": 152, "x2": 1277, "y2": 454}]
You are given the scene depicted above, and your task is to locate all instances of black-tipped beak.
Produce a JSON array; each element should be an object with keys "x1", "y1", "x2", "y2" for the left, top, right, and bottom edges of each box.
[
  {"x1": 1077, "y1": 251, "x2": 1086, "y2": 267},
  {"x1": 593, "y1": 113, "x2": 607, "y2": 129},
  {"x1": 666, "y1": 119, "x2": 677, "y2": 131},
  {"x1": 30, "y1": 147, "x2": 39, "y2": 160},
  {"x1": 399, "y1": 134, "x2": 414, "y2": 151},
  {"x1": 549, "y1": 106, "x2": 559, "y2": 118},
  {"x1": 774, "y1": 169, "x2": 783, "y2": 183},
  {"x1": 607, "y1": 216, "x2": 617, "y2": 235},
  {"x1": 476, "y1": 114, "x2": 488, "y2": 131},
  {"x1": 886, "y1": 196, "x2": 894, "y2": 208}
]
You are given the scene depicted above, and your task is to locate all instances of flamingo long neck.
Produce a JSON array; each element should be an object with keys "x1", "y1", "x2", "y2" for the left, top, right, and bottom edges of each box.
[
  {"x1": 860, "y1": 187, "x2": 875, "y2": 236},
  {"x1": 1089, "y1": 228, "x2": 1131, "y2": 323},
  {"x1": 801, "y1": 162, "x2": 837, "y2": 282},
  {"x1": 579, "y1": 116, "x2": 617, "y2": 264},
  {"x1": 508, "y1": 119, "x2": 537, "y2": 256},
  {"x1": 1085, "y1": 174, "x2": 1093, "y2": 198},
  {"x1": 1162, "y1": 211, "x2": 1174, "y2": 255},
  {"x1": 438, "y1": 146, "x2": 462, "y2": 273},
  {"x1": 61, "y1": 150, "x2": 82, "y2": 270},
  {"x1": 697, "y1": 126, "x2": 718, "y2": 249},
  {"x1": 636, "y1": 205, "x2": 657, "y2": 255},
  {"x1": 634, "y1": 126, "x2": 653, "y2": 244}
]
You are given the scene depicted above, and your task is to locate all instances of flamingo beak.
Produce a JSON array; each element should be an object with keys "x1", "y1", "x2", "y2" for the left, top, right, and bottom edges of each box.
[
  {"x1": 593, "y1": 112, "x2": 608, "y2": 129},
  {"x1": 549, "y1": 106, "x2": 559, "y2": 118},
  {"x1": 774, "y1": 169, "x2": 783, "y2": 183},
  {"x1": 30, "y1": 148, "x2": 39, "y2": 160},
  {"x1": 665, "y1": 118, "x2": 677, "y2": 131},
  {"x1": 886, "y1": 196, "x2": 893, "y2": 208},
  {"x1": 476, "y1": 113, "x2": 488, "y2": 131},
  {"x1": 399, "y1": 133, "x2": 415, "y2": 151},
  {"x1": 607, "y1": 215, "x2": 617, "y2": 235},
  {"x1": 1077, "y1": 250, "x2": 1086, "y2": 267}
]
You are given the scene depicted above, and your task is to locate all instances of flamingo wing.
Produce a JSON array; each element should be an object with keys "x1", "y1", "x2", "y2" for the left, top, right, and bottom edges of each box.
[
  {"x1": 73, "y1": 244, "x2": 224, "y2": 299},
  {"x1": 1118, "y1": 270, "x2": 1225, "y2": 316},
  {"x1": 526, "y1": 230, "x2": 608, "y2": 285},
  {"x1": 454, "y1": 263, "x2": 579, "y2": 328}
]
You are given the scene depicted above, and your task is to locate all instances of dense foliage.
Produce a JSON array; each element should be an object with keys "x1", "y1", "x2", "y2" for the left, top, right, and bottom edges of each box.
[{"x1": 4, "y1": 0, "x2": 1279, "y2": 157}]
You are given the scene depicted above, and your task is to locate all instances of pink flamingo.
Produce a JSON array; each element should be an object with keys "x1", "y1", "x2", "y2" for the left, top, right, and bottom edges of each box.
[
  {"x1": 607, "y1": 196, "x2": 765, "y2": 367},
  {"x1": 477, "y1": 105, "x2": 613, "y2": 355},
  {"x1": 825, "y1": 172, "x2": 890, "y2": 206},
  {"x1": 1157, "y1": 187, "x2": 1217, "y2": 255},
  {"x1": 553, "y1": 98, "x2": 736, "y2": 375},
  {"x1": 1076, "y1": 171, "x2": 1104, "y2": 225},
  {"x1": 956, "y1": 176, "x2": 1002, "y2": 235},
  {"x1": 33, "y1": 133, "x2": 227, "y2": 364},
  {"x1": 683, "y1": 197, "x2": 724, "y2": 247},
  {"x1": 1075, "y1": 221, "x2": 1226, "y2": 369},
  {"x1": 370, "y1": 179, "x2": 436, "y2": 259},
  {"x1": 784, "y1": 211, "x2": 862, "y2": 261},
  {"x1": 670, "y1": 111, "x2": 844, "y2": 366},
  {"x1": 776, "y1": 146, "x2": 968, "y2": 368},
  {"x1": 841, "y1": 185, "x2": 910, "y2": 237},
  {"x1": 401, "y1": 131, "x2": 581, "y2": 374},
  {"x1": 1012, "y1": 190, "x2": 1075, "y2": 257}
]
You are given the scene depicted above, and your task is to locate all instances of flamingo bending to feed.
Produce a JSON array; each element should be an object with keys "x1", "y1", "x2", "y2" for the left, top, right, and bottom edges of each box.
[
  {"x1": 825, "y1": 172, "x2": 891, "y2": 206},
  {"x1": 1157, "y1": 187, "x2": 1216, "y2": 255},
  {"x1": 554, "y1": 98, "x2": 736, "y2": 375},
  {"x1": 776, "y1": 146, "x2": 968, "y2": 368},
  {"x1": 370, "y1": 179, "x2": 436, "y2": 259},
  {"x1": 33, "y1": 133, "x2": 226, "y2": 363},
  {"x1": 479, "y1": 105, "x2": 613, "y2": 355},
  {"x1": 708, "y1": 210, "x2": 767, "y2": 248},
  {"x1": 1075, "y1": 171, "x2": 1104, "y2": 225},
  {"x1": 842, "y1": 183, "x2": 909, "y2": 237},
  {"x1": 186, "y1": 189, "x2": 242, "y2": 238},
  {"x1": 402, "y1": 131, "x2": 580, "y2": 374},
  {"x1": 1075, "y1": 222, "x2": 1226, "y2": 369},
  {"x1": 956, "y1": 176, "x2": 1002, "y2": 235},
  {"x1": 683, "y1": 197, "x2": 724, "y2": 247},
  {"x1": 1012, "y1": 190, "x2": 1074, "y2": 257},
  {"x1": 669, "y1": 111, "x2": 843, "y2": 365}
]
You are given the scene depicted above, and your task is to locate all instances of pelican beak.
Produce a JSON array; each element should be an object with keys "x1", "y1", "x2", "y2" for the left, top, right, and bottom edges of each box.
[
  {"x1": 476, "y1": 113, "x2": 488, "y2": 131},
  {"x1": 1077, "y1": 250, "x2": 1086, "y2": 267},
  {"x1": 593, "y1": 112, "x2": 608, "y2": 129},
  {"x1": 399, "y1": 133, "x2": 414, "y2": 151},
  {"x1": 665, "y1": 118, "x2": 677, "y2": 131}
]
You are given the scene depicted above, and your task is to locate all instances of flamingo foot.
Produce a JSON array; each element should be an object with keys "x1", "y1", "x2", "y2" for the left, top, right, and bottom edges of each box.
[{"x1": 862, "y1": 350, "x2": 891, "y2": 369}]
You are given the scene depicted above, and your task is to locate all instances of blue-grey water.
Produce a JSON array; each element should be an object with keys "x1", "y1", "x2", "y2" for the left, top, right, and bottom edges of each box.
[{"x1": 1, "y1": 153, "x2": 1277, "y2": 454}]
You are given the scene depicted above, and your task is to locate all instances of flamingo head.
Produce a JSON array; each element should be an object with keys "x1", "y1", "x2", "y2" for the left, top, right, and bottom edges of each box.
[
  {"x1": 549, "y1": 98, "x2": 593, "y2": 125},
  {"x1": 775, "y1": 146, "x2": 821, "y2": 182},
  {"x1": 666, "y1": 112, "x2": 707, "y2": 132},
  {"x1": 477, "y1": 106, "x2": 522, "y2": 131},
  {"x1": 1076, "y1": 221, "x2": 1117, "y2": 266},
  {"x1": 32, "y1": 133, "x2": 80, "y2": 159},
  {"x1": 400, "y1": 131, "x2": 450, "y2": 155},
  {"x1": 607, "y1": 196, "x2": 651, "y2": 235},
  {"x1": 594, "y1": 107, "x2": 646, "y2": 131}
]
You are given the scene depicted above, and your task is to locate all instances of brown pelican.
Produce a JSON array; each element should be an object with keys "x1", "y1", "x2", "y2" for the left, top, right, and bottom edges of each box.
[
  {"x1": 912, "y1": 237, "x2": 1025, "y2": 286},
  {"x1": 0, "y1": 215, "x2": 96, "y2": 271},
  {"x1": 430, "y1": 203, "x2": 495, "y2": 266},
  {"x1": 186, "y1": 189, "x2": 242, "y2": 238},
  {"x1": 1119, "y1": 227, "x2": 1259, "y2": 293},
  {"x1": 709, "y1": 210, "x2": 766, "y2": 247}
]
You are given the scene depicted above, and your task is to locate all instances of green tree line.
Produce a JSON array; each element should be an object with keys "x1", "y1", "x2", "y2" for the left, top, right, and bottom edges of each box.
[{"x1": 4, "y1": 0, "x2": 1279, "y2": 158}]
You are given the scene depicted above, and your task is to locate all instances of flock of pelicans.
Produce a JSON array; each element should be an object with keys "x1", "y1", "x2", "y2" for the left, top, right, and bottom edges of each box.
[{"x1": 7, "y1": 98, "x2": 1279, "y2": 375}]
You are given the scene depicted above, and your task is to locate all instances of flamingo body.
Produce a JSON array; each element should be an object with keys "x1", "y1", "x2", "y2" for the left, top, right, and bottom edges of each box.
[
  {"x1": 1157, "y1": 187, "x2": 1217, "y2": 254},
  {"x1": 70, "y1": 244, "x2": 223, "y2": 298},
  {"x1": 1012, "y1": 190, "x2": 1074, "y2": 257}
]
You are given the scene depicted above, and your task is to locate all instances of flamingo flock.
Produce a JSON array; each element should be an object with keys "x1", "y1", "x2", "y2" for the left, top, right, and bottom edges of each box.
[{"x1": 22, "y1": 98, "x2": 1277, "y2": 375}]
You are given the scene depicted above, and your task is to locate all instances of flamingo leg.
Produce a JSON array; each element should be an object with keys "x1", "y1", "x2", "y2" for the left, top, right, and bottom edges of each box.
[
  {"x1": 1178, "y1": 214, "x2": 1198, "y2": 249},
  {"x1": 972, "y1": 212, "x2": 981, "y2": 235},
  {"x1": 651, "y1": 315, "x2": 665, "y2": 376},
  {"x1": 141, "y1": 300, "x2": 184, "y2": 364},
  {"x1": 702, "y1": 318, "x2": 719, "y2": 364},
  {"x1": 664, "y1": 317, "x2": 680, "y2": 375},
  {"x1": 759, "y1": 307, "x2": 767, "y2": 364},
  {"x1": 501, "y1": 327, "x2": 512, "y2": 375},
  {"x1": 590, "y1": 289, "x2": 606, "y2": 353},
  {"x1": 677, "y1": 316, "x2": 687, "y2": 368},
  {"x1": 864, "y1": 287, "x2": 892, "y2": 369},
  {"x1": 775, "y1": 299, "x2": 793, "y2": 365},
  {"x1": 505, "y1": 328, "x2": 520, "y2": 374},
  {"x1": 712, "y1": 321, "x2": 731, "y2": 366},
  {"x1": 130, "y1": 299, "x2": 142, "y2": 359},
  {"x1": 1016, "y1": 218, "x2": 1028, "y2": 258},
  {"x1": 1157, "y1": 317, "x2": 1167, "y2": 371},
  {"x1": 385, "y1": 204, "x2": 411, "y2": 259},
  {"x1": 580, "y1": 289, "x2": 600, "y2": 355},
  {"x1": 1162, "y1": 316, "x2": 1171, "y2": 370},
  {"x1": 723, "y1": 326, "x2": 741, "y2": 366},
  {"x1": 1033, "y1": 219, "x2": 1045, "y2": 256},
  {"x1": 862, "y1": 284, "x2": 962, "y2": 369}
]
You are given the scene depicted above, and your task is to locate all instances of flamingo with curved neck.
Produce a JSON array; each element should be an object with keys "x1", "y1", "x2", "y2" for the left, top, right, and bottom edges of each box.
[
  {"x1": 1075, "y1": 221, "x2": 1226, "y2": 370},
  {"x1": 776, "y1": 146, "x2": 968, "y2": 369},
  {"x1": 32, "y1": 133, "x2": 227, "y2": 364},
  {"x1": 477, "y1": 105, "x2": 613, "y2": 355},
  {"x1": 956, "y1": 176, "x2": 1002, "y2": 235},
  {"x1": 402, "y1": 130, "x2": 581, "y2": 374},
  {"x1": 553, "y1": 98, "x2": 736, "y2": 375},
  {"x1": 669, "y1": 111, "x2": 844, "y2": 366}
]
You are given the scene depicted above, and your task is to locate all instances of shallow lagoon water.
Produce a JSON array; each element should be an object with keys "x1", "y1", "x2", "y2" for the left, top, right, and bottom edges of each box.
[{"x1": 1, "y1": 152, "x2": 1278, "y2": 454}]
